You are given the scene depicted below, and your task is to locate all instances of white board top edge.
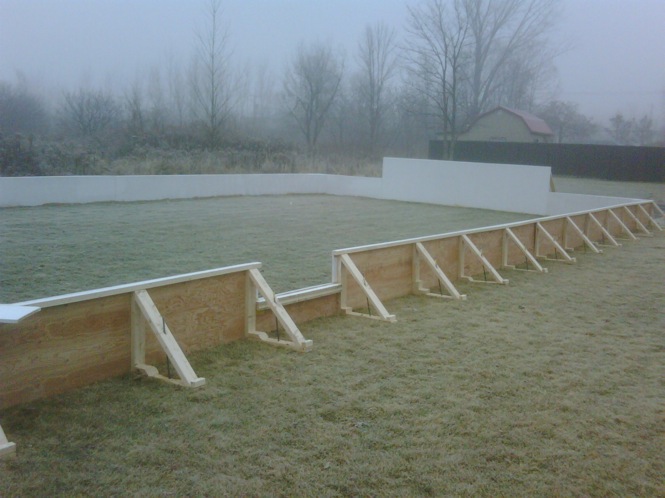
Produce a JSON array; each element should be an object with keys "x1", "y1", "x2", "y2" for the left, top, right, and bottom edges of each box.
[
  {"x1": 332, "y1": 199, "x2": 653, "y2": 255},
  {"x1": 0, "y1": 304, "x2": 42, "y2": 324},
  {"x1": 15, "y1": 262, "x2": 262, "y2": 308}
]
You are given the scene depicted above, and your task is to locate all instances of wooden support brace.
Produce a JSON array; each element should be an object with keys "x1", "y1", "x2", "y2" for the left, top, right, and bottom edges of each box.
[
  {"x1": 459, "y1": 234, "x2": 509, "y2": 284},
  {"x1": 502, "y1": 228, "x2": 547, "y2": 273},
  {"x1": 608, "y1": 209, "x2": 638, "y2": 241},
  {"x1": 246, "y1": 269, "x2": 313, "y2": 352},
  {"x1": 132, "y1": 290, "x2": 206, "y2": 388},
  {"x1": 651, "y1": 201, "x2": 665, "y2": 218},
  {"x1": 587, "y1": 212, "x2": 620, "y2": 247},
  {"x1": 413, "y1": 242, "x2": 466, "y2": 300},
  {"x1": 339, "y1": 253, "x2": 396, "y2": 322},
  {"x1": 622, "y1": 206, "x2": 651, "y2": 236},
  {"x1": 0, "y1": 423, "x2": 16, "y2": 459},
  {"x1": 535, "y1": 223, "x2": 576, "y2": 264},
  {"x1": 637, "y1": 204, "x2": 663, "y2": 232},
  {"x1": 565, "y1": 217, "x2": 602, "y2": 254}
]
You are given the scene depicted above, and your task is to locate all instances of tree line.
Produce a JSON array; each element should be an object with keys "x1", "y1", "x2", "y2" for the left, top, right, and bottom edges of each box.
[{"x1": 0, "y1": 0, "x2": 659, "y2": 176}]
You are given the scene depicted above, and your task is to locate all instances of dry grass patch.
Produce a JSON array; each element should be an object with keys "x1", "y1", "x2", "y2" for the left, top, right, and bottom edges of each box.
[{"x1": 1, "y1": 233, "x2": 663, "y2": 496}]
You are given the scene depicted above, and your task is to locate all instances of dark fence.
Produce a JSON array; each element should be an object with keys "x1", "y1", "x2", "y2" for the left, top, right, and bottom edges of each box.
[{"x1": 428, "y1": 141, "x2": 665, "y2": 182}]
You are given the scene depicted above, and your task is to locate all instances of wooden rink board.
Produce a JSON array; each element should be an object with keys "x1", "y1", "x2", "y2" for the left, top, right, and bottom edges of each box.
[
  {"x1": 0, "y1": 201, "x2": 660, "y2": 409},
  {"x1": 1, "y1": 272, "x2": 248, "y2": 408},
  {"x1": 337, "y1": 202, "x2": 659, "y2": 311}
]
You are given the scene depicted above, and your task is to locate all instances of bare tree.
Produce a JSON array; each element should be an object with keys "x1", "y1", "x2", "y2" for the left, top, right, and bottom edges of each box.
[
  {"x1": 0, "y1": 76, "x2": 48, "y2": 135},
  {"x1": 462, "y1": 0, "x2": 561, "y2": 118},
  {"x1": 248, "y1": 62, "x2": 278, "y2": 137},
  {"x1": 147, "y1": 67, "x2": 167, "y2": 133},
  {"x1": 283, "y1": 42, "x2": 344, "y2": 155},
  {"x1": 61, "y1": 88, "x2": 119, "y2": 137},
  {"x1": 634, "y1": 115, "x2": 654, "y2": 146},
  {"x1": 537, "y1": 100, "x2": 597, "y2": 144},
  {"x1": 355, "y1": 22, "x2": 399, "y2": 157},
  {"x1": 124, "y1": 76, "x2": 146, "y2": 137},
  {"x1": 190, "y1": 0, "x2": 232, "y2": 147},
  {"x1": 166, "y1": 54, "x2": 188, "y2": 128},
  {"x1": 404, "y1": 0, "x2": 468, "y2": 159},
  {"x1": 607, "y1": 113, "x2": 633, "y2": 145}
]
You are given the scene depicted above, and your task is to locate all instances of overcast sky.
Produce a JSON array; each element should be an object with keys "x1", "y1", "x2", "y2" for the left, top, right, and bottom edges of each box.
[{"x1": 1, "y1": 0, "x2": 663, "y2": 125}]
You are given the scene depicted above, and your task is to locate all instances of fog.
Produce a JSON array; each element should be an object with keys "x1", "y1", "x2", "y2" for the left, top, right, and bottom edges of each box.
[{"x1": 1, "y1": 0, "x2": 663, "y2": 125}]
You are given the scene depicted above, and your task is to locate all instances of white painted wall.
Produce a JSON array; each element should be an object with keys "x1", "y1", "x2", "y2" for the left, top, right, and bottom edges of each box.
[
  {"x1": 0, "y1": 158, "x2": 643, "y2": 216},
  {"x1": 545, "y1": 192, "x2": 643, "y2": 215},
  {"x1": 380, "y1": 158, "x2": 552, "y2": 214},
  {"x1": 0, "y1": 174, "x2": 386, "y2": 208}
]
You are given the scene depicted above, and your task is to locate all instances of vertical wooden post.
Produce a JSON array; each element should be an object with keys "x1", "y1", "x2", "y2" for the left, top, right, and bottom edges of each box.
[
  {"x1": 245, "y1": 272, "x2": 257, "y2": 337},
  {"x1": 131, "y1": 296, "x2": 146, "y2": 368}
]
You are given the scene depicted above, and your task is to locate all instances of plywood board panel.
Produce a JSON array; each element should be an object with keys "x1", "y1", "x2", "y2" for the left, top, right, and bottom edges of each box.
[
  {"x1": 505, "y1": 224, "x2": 538, "y2": 267},
  {"x1": 418, "y1": 238, "x2": 460, "y2": 289},
  {"x1": 582, "y1": 213, "x2": 602, "y2": 242},
  {"x1": 537, "y1": 218, "x2": 566, "y2": 257},
  {"x1": 463, "y1": 230, "x2": 504, "y2": 278},
  {"x1": 357, "y1": 245, "x2": 413, "y2": 302},
  {"x1": 566, "y1": 214, "x2": 588, "y2": 249},
  {"x1": 0, "y1": 294, "x2": 131, "y2": 408},
  {"x1": 150, "y1": 272, "x2": 247, "y2": 348},
  {"x1": 1, "y1": 271, "x2": 250, "y2": 408},
  {"x1": 256, "y1": 294, "x2": 341, "y2": 332}
]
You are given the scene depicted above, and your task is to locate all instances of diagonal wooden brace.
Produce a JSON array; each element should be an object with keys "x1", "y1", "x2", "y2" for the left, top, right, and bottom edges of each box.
[
  {"x1": 459, "y1": 234, "x2": 509, "y2": 284},
  {"x1": 587, "y1": 212, "x2": 620, "y2": 247},
  {"x1": 637, "y1": 204, "x2": 663, "y2": 232},
  {"x1": 651, "y1": 201, "x2": 665, "y2": 218},
  {"x1": 608, "y1": 209, "x2": 637, "y2": 240},
  {"x1": 502, "y1": 228, "x2": 547, "y2": 273},
  {"x1": 339, "y1": 253, "x2": 396, "y2": 322},
  {"x1": 622, "y1": 206, "x2": 651, "y2": 236},
  {"x1": 247, "y1": 269, "x2": 313, "y2": 352},
  {"x1": 566, "y1": 217, "x2": 602, "y2": 254},
  {"x1": 132, "y1": 290, "x2": 206, "y2": 388},
  {"x1": 414, "y1": 242, "x2": 466, "y2": 300},
  {"x1": 535, "y1": 223, "x2": 576, "y2": 264}
]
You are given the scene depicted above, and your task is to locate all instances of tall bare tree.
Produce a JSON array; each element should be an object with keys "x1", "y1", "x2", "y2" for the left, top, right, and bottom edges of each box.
[
  {"x1": 355, "y1": 22, "x2": 399, "y2": 157},
  {"x1": 283, "y1": 42, "x2": 344, "y2": 155},
  {"x1": 190, "y1": 0, "x2": 232, "y2": 147},
  {"x1": 462, "y1": 0, "x2": 560, "y2": 118},
  {"x1": 404, "y1": 0, "x2": 468, "y2": 159}
]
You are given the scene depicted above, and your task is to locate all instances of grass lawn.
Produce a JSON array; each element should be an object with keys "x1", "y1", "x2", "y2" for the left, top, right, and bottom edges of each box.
[
  {"x1": 1, "y1": 233, "x2": 663, "y2": 496},
  {"x1": 1, "y1": 177, "x2": 664, "y2": 495},
  {"x1": 0, "y1": 196, "x2": 530, "y2": 302}
]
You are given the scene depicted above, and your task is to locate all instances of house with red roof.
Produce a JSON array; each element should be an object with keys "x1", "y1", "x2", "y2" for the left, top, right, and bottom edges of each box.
[{"x1": 458, "y1": 106, "x2": 554, "y2": 143}]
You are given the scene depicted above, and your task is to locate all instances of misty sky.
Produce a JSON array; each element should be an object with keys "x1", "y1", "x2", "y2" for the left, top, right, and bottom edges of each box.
[{"x1": 1, "y1": 0, "x2": 663, "y2": 125}]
